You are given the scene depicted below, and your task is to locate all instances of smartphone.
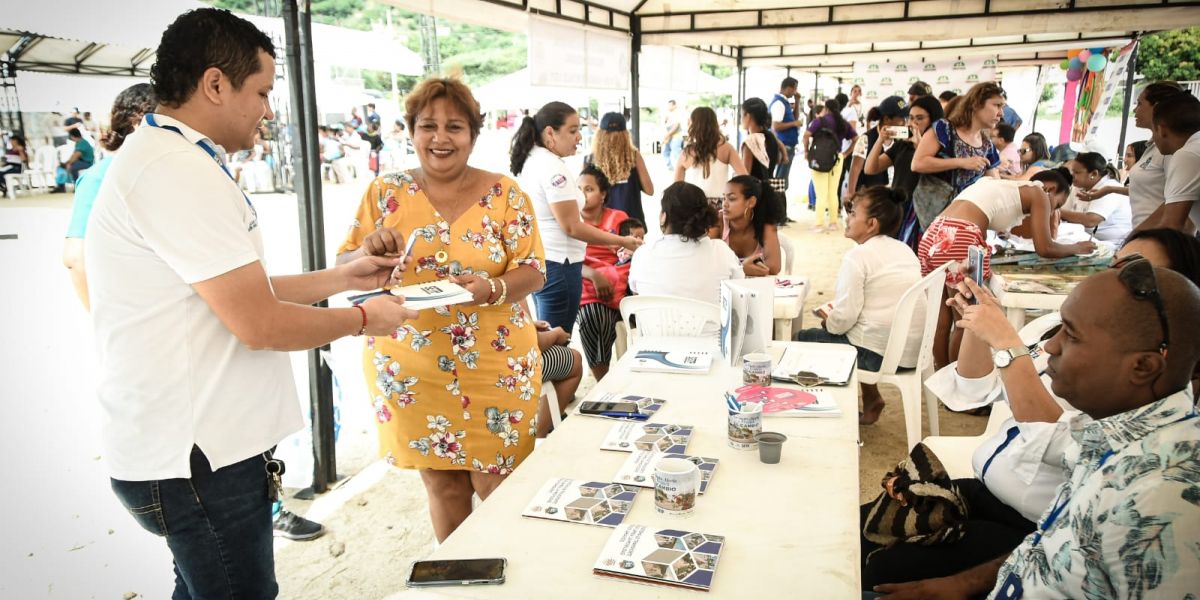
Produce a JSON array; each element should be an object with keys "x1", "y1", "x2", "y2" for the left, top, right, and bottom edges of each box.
[
  {"x1": 886, "y1": 125, "x2": 910, "y2": 139},
  {"x1": 406, "y1": 558, "x2": 506, "y2": 587},
  {"x1": 579, "y1": 400, "x2": 640, "y2": 415},
  {"x1": 967, "y1": 246, "x2": 986, "y2": 304}
]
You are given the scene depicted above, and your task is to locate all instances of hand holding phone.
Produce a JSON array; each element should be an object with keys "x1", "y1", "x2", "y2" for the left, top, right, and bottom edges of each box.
[{"x1": 966, "y1": 246, "x2": 986, "y2": 304}]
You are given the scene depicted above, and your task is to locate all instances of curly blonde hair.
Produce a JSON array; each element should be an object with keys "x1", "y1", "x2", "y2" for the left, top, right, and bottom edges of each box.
[{"x1": 591, "y1": 129, "x2": 638, "y2": 184}]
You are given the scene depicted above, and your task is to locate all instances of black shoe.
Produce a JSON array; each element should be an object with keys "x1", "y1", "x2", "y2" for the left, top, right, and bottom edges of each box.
[
  {"x1": 51, "y1": 185, "x2": 66, "y2": 194},
  {"x1": 273, "y1": 509, "x2": 326, "y2": 541}
]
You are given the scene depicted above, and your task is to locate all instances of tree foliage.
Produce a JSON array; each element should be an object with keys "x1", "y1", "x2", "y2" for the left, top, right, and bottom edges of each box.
[{"x1": 1137, "y1": 27, "x2": 1200, "y2": 82}]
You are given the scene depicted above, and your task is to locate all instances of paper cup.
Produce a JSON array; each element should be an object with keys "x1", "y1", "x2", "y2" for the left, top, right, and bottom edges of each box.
[
  {"x1": 654, "y1": 457, "x2": 701, "y2": 517},
  {"x1": 742, "y1": 352, "x2": 773, "y2": 386},
  {"x1": 727, "y1": 401, "x2": 763, "y2": 450},
  {"x1": 756, "y1": 432, "x2": 788, "y2": 464}
]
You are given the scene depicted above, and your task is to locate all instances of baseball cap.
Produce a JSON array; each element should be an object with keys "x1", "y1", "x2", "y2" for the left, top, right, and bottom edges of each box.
[
  {"x1": 878, "y1": 96, "x2": 909, "y2": 118},
  {"x1": 907, "y1": 81, "x2": 932, "y2": 97},
  {"x1": 600, "y1": 112, "x2": 626, "y2": 132}
]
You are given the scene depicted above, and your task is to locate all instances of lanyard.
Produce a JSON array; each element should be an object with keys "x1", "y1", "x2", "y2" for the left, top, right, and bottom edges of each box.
[{"x1": 144, "y1": 114, "x2": 257, "y2": 216}]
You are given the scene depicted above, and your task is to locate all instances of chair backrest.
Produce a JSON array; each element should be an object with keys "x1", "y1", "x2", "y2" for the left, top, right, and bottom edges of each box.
[
  {"x1": 33, "y1": 146, "x2": 58, "y2": 172},
  {"x1": 1018, "y1": 311, "x2": 1061, "y2": 340},
  {"x1": 778, "y1": 235, "x2": 796, "y2": 275},
  {"x1": 876, "y1": 263, "x2": 951, "y2": 376},
  {"x1": 619, "y1": 295, "x2": 721, "y2": 342}
]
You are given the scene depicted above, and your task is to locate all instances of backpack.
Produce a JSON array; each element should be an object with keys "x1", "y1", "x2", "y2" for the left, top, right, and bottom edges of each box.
[{"x1": 808, "y1": 126, "x2": 840, "y2": 173}]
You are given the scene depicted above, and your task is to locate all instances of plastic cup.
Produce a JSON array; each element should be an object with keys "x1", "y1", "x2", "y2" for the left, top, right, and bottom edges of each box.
[
  {"x1": 727, "y1": 401, "x2": 763, "y2": 450},
  {"x1": 742, "y1": 352, "x2": 773, "y2": 386},
  {"x1": 755, "y1": 432, "x2": 788, "y2": 464}
]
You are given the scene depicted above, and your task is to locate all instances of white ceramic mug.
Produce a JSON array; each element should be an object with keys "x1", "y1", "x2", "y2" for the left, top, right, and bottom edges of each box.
[
  {"x1": 727, "y1": 401, "x2": 763, "y2": 450},
  {"x1": 742, "y1": 353, "x2": 773, "y2": 386},
  {"x1": 653, "y1": 457, "x2": 701, "y2": 517}
]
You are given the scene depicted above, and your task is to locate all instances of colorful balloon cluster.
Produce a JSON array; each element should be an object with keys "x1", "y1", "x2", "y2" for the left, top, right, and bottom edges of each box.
[{"x1": 1059, "y1": 48, "x2": 1109, "y2": 82}]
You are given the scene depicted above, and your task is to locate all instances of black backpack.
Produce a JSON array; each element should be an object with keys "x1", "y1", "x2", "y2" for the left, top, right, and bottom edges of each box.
[{"x1": 808, "y1": 126, "x2": 840, "y2": 173}]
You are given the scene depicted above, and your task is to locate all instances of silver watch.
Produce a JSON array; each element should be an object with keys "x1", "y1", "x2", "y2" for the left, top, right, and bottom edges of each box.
[{"x1": 993, "y1": 345, "x2": 1032, "y2": 369}]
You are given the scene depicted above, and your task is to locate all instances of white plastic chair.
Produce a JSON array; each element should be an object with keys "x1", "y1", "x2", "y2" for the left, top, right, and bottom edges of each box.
[
  {"x1": 523, "y1": 299, "x2": 563, "y2": 433},
  {"x1": 618, "y1": 295, "x2": 721, "y2": 349},
  {"x1": 778, "y1": 235, "x2": 797, "y2": 275},
  {"x1": 921, "y1": 311, "x2": 1062, "y2": 477},
  {"x1": 858, "y1": 262, "x2": 951, "y2": 452}
]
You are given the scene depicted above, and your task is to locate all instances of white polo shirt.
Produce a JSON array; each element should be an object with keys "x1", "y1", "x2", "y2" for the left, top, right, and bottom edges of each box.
[
  {"x1": 517, "y1": 146, "x2": 585, "y2": 263},
  {"x1": 1065, "y1": 175, "x2": 1132, "y2": 242},
  {"x1": 1128, "y1": 142, "x2": 1168, "y2": 228},
  {"x1": 86, "y1": 113, "x2": 302, "y2": 481},
  {"x1": 1163, "y1": 130, "x2": 1200, "y2": 231}
]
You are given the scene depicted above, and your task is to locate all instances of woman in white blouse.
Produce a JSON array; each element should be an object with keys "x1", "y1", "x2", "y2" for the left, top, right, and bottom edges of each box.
[
  {"x1": 511, "y1": 101, "x2": 642, "y2": 334},
  {"x1": 629, "y1": 181, "x2": 742, "y2": 306},
  {"x1": 794, "y1": 186, "x2": 922, "y2": 424}
]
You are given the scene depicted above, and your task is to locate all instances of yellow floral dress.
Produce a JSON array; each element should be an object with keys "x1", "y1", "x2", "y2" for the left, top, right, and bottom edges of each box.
[{"x1": 338, "y1": 172, "x2": 545, "y2": 473}]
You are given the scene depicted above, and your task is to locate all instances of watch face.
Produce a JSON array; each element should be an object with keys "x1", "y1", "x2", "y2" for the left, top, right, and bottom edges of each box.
[{"x1": 993, "y1": 350, "x2": 1012, "y2": 368}]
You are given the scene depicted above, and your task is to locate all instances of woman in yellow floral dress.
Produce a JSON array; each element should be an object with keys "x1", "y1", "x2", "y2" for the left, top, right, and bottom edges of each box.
[{"x1": 336, "y1": 79, "x2": 545, "y2": 542}]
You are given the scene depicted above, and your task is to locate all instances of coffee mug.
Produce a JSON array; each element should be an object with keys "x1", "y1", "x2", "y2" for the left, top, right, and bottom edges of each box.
[
  {"x1": 727, "y1": 401, "x2": 763, "y2": 450},
  {"x1": 742, "y1": 353, "x2": 773, "y2": 386},
  {"x1": 654, "y1": 457, "x2": 701, "y2": 517}
]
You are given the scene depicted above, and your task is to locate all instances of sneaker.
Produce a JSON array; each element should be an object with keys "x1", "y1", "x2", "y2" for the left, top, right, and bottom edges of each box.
[{"x1": 273, "y1": 509, "x2": 326, "y2": 541}]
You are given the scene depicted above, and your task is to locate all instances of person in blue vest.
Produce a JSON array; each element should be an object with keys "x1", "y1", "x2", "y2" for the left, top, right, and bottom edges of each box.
[{"x1": 770, "y1": 77, "x2": 803, "y2": 220}]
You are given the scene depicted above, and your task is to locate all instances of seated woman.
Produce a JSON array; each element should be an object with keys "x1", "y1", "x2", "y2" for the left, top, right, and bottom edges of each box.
[
  {"x1": 919, "y1": 171, "x2": 1096, "y2": 369},
  {"x1": 576, "y1": 164, "x2": 640, "y2": 381},
  {"x1": 1000, "y1": 132, "x2": 1052, "y2": 181},
  {"x1": 629, "y1": 181, "x2": 743, "y2": 307},
  {"x1": 862, "y1": 228, "x2": 1200, "y2": 591},
  {"x1": 794, "y1": 186, "x2": 922, "y2": 424},
  {"x1": 1061, "y1": 152, "x2": 1132, "y2": 242},
  {"x1": 533, "y1": 316, "x2": 583, "y2": 438},
  {"x1": 721, "y1": 175, "x2": 784, "y2": 277}
]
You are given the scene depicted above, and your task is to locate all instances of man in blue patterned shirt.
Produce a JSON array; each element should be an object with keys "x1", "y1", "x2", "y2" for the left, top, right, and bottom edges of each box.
[{"x1": 873, "y1": 262, "x2": 1200, "y2": 599}]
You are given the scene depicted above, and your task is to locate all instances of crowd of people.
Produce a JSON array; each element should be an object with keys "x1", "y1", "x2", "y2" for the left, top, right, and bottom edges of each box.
[{"x1": 34, "y1": 5, "x2": 1200, "y2": 598}]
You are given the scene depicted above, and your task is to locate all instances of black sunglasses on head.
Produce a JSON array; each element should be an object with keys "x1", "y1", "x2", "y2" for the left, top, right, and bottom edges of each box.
[{"x1": 1115, "y1": 257, "x2": 1170, "y2": 356}]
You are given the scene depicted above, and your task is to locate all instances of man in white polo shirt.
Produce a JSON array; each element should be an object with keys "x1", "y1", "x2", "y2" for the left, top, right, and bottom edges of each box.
[
  {"x1": 1144, "y1": 92, "x2": 1200, "y2": 232},
  {"x1": 85, "y1": 9, "x2": 415, "y2": 597}
]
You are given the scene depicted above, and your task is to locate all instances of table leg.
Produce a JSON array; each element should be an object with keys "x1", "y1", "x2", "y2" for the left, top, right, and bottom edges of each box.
[{"x1": 774, "y1": 318, "x2": 792, "y2": 341}]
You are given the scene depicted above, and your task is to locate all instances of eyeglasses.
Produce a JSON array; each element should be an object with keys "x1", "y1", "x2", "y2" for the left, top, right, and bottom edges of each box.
[{"x1": 1115, "y1": 256, "x2": 1170, "y2": 356}]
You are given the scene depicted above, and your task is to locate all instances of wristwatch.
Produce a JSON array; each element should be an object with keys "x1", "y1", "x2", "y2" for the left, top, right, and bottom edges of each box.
[{"x1": 993, "y1": 345, "x2": 1032, "y2": 369}]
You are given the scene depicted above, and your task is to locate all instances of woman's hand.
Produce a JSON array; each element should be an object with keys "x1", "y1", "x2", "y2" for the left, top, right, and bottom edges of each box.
[
  {"x1": 620, "y1": 235, "x2": 644, "y2": 253},
  {"x1": 359, "y1": 294, "x2": 419, "y2": 335},
  {"x1": 958, "y1": 156, "x2": 990, "y2": 171},
  {"x1": 743, "y1": 255, "x2": 770, "y2": 277},
  {"x1": 588, "y1": 269, "x2": 614, "y2": 301},
  {"x1": 533, "y1": 319, "x2": 552, "y2": 332},
  {"x1": 449, "y1": 273, "x2": 493, "y2": 305},
  {"x1": 361, "y1": 228, "x2": 408, "y2": 257},
  {"x1": 339, "y1": 255, "x2": 409, "y2": 291}
]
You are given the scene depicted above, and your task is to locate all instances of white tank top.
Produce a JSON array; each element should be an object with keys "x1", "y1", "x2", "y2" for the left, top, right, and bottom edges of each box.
[
  {"x1": 955, "y1": 178, "x2": 1041, "y2": 233},
  {"x1": 684, "y1": 156, "x2": 732, "y2": 198}
]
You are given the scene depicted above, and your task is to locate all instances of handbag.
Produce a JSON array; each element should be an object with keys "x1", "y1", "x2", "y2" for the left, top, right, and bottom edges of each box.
[
  {"x1": 912, "y1": 174, "x2": 955, "y2": 230},
  {"x1": 861, "y1": 442, "x2": 969, "y2": 558},
  {"x1": 768, "y1": 177, "x2": 787, "y2": 195}
]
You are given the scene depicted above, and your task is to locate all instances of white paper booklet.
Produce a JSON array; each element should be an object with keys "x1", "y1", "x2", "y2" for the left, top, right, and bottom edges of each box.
[
  {"x1": 631, "y1": 349, "x2": 713, "y2": 375},
  {"x1": 719, "y1": 278, "x2": 774, "y2": 365},
  {"x1": 522, "y1": 478, "x2": 640, "y2": 528},
  {"x1": 614, "y1": 452, "x2": 719, "y2": 494},
  {"x1": 572, "y1": 392, "x2": 667, "y2": 421},
  {"x1": 600, "y1": 422, "x2": 694, "y2": 453},
  {"x1": 390, "y1": 280, "x2": 475, "y2": 310},
  {"x1": 772, "y1": 344, "x2": 858, "y2": 386},
  {"x1": 593, "y1": 524, "x2": 725, "y2": 592}
]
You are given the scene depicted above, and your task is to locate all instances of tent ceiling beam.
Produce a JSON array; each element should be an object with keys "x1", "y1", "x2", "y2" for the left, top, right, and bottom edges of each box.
[
  {"x1": 6, "y1": 34, "x2": 42, "y2": 61},
  {"x1": 740, "y1": 34, "x2": 1132, "y2": 67}
]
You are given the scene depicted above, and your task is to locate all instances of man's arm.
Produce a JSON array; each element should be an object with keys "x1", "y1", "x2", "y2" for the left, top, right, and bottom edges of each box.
[{"x1": 874, "y1": 555, "x2": 1007, "y2": 599}]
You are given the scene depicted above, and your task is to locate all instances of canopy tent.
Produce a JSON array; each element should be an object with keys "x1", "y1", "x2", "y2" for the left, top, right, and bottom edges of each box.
[{"x1": 0, "y1": 0, "x2": 422, "y2": 78}]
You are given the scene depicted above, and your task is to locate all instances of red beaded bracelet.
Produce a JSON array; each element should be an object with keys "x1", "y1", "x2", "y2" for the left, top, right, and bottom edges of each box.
[{"x1": 353, "y1": 304, "x2": 367, "y2": 336}]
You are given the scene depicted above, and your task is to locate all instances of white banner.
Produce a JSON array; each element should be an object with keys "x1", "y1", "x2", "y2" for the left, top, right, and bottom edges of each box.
[
  {"x1": 852, "y1": 57, "x2": 997, "y2": 103},
  {"x1": 639, "y1": 45, "x2": 700, "y2": 92},
  {"x1": 528, "y1": 16, "x2": 630, "y2": 90}
]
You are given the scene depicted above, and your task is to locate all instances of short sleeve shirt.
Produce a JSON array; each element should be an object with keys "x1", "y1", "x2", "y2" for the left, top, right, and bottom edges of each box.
[
  {"x1": 932, "y1": 119, "x2": 1000, "y2": 194},
  {"x1": 65, "y1": 156, "x2": 113, "y2": 238},
  {"x1": 1128, "y1": 143, "x2": 1168, "y2": 228},
  {"x1": 1163, "y1": 130, "x2": 1200, "y2": 230},
  {"x1": 517, "y1": 146, "x2": 585, "y2": 263},
  {"x1": 75, "y1": 137, "x2": 94, "y2": 163}
]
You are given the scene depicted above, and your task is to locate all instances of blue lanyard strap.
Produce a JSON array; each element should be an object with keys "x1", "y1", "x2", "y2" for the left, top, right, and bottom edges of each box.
[
  {"x1": 144, "y1": 114, "x2": 256, "y2": 214},
  {"x1": 1032, "y1": 448, "x2": 1115, "y2": 545}
]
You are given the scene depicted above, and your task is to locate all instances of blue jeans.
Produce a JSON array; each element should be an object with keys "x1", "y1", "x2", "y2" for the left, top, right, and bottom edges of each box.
[
  {"x1": 664, "y1": 137, "x2": 683, "y2": 170},
  {"x1": 774, "y1": 145, "x2": 797, "y2": 191},
  {"x1": 533, "y1": 259, "x2": 584, "y2": 335},
  {"x1": 794, "y1": 328, "x2": 883, "y2": 372},
  {"x1": 110, "y1": 446, "x2": 277, "y2": 599}
]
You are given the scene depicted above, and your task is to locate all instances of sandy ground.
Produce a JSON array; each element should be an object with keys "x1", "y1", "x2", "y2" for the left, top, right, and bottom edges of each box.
[{"x1": 0, "y1": 132, "x2": 988, "y2": 598}]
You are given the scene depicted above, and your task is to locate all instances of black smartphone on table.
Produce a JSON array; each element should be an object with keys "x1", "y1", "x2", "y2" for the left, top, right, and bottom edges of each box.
[
  {"x1": 406, "y1": 558, "x2": 507, "y2": 587},
  {"x1": 579, "y1": 400, "x2": 640, "y2": 415}
]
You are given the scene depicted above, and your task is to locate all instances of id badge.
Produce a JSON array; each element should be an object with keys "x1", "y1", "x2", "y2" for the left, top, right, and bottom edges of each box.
[{"x1": 995, "y1": 572, "x2": 1023, "y2": 600}]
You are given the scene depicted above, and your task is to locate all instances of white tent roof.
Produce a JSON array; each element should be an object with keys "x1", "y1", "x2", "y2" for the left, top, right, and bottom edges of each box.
[{"x1": 2, "y1": 0, "x2": 422, "y2": 77}]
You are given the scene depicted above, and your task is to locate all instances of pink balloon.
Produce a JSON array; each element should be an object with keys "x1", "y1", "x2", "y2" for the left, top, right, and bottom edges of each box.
[{"x1": 1077, "y1": 49, "x2": 1091, "y2": 62}]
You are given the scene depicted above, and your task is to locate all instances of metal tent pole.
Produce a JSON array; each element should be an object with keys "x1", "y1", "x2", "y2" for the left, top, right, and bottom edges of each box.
[
  {"x1": 630, "y1": 17, "x2": 641, "y2": 148},
  {"x1": 282, "y1": 0, "x2": 336, "y2": 494},
  {"x1": 1116, "y1": 39, "x2": 1140, "y2": 166}
]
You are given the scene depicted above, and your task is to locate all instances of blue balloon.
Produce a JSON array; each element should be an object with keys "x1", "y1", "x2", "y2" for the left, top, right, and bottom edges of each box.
[
  {"x1": 1069, "y1": 57, "x2": 1082, "y2": 70},
  {"x1": 1087, "y1": 54, "x2": 1108, "y2": 72},
  {"x1": 1090, "y1": 47, "x2": 1105, "y2": 55}
]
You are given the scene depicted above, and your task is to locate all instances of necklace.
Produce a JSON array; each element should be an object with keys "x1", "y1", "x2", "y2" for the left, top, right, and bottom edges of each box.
[{"x1": 416, "y1": 168, "x2": 474, "y2": 222}]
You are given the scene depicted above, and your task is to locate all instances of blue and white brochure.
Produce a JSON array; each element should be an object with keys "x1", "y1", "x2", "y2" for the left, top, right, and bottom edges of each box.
[
  {"x1": 631, "y1": 349, "x2": 713, "y2": 375},
  {"x1": 390, "y1": 280, "x2": 475, "y2": 310}
]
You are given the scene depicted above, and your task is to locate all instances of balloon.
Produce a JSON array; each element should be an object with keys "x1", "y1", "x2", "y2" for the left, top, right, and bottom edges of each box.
[
  {"x1": 1069, "y1": 57, "x2": 1082, "y2": 70},
  {"x1": 1077, "y1": 49, "x2": 1091, "y2": 62},
  {"x1": 1087, "y1": 54, "x2": 1108, "y2": 72},
  {"x1": 1067, "y1": 49, "x2": 1081, "y2": 59},
  {"x1": 1060, "y1": 59, "x2": 1071, "y2": 70},
  {"x1": 1066, "y1": 67, "x2": 1084, "y2": 82},
  {"x1": 1091, "y1": 47, "x2": 1105, "y2": 54}
]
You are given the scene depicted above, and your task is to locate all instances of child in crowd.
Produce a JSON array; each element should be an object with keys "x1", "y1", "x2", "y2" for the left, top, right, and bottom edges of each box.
[{"x1": 577, "y1": 165, "x2": 638, "y2": 381}]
